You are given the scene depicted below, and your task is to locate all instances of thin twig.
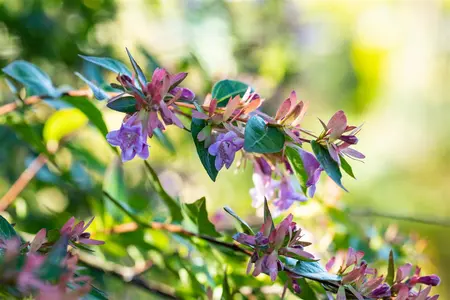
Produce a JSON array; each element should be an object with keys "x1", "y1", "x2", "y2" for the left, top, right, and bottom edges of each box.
[
  {"x1": 350, "y1": 209, "x2": 450, "y2": 227},
  {"x1": 0, "y1": 154, "x2": 47, "y2": 211},
  {"x1": 78, "y1": 253, "x2": 178, "y2": 299},
  {"x1": 102, "y1": 191, "x2": 252, "y2": 256}
]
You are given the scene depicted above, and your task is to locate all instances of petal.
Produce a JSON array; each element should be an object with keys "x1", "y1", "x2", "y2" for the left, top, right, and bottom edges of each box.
[
  {"x1": 223, "y1": 95, "x2": 241, "y2": 120},
  {"x1": 106, "y1": 130, "x2": 121, "y2": 146},
  {"x1": 214, "y1": 156, "x2": 224, "y2": 171},
  {"x1": 169, "y1": 72, "x2": 188, "y2": 87},
  {"x1": 60, "y1": 217, "x2": 75, "y2": 234},
  {"x1": 275, "y1": 97, "x2": 293, "y2": 121},
  {"x1": 138, "y1": 143, "x2": 150, "y2": 160},
  {"x1": 30, "y1": 229, "x2": 47, "y2": 252},
  {"x1": 79, "y1": 238, "x2": 105, "y2": 245},
  {"x1": 327, "y1": 143, "x2": 341, "y2": 164},
  {"x1": 327, "y1": 110, "x2": 347, "y2": 140},
  {"x1": 192, "y1": 110, "x2": 209, "y2": 119},
  {"x1": 81, "y1": 217, "x2": 95, "y2": 233},
  {"x1": 121, "y1": 147, "x2": 136, "y2": 162},
  {"x1": 208, "y1": 142, "x2": 220, "y2": 156}
]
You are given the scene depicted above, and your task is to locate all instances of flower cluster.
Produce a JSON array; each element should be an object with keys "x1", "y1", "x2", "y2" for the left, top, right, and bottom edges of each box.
[
  {"x1": 0, "y1": 216, "x2": 104, "y2": 299},
  {"x1": 233, "y1": 211, "x2": 314, "y2": 286},
  {"x1": 327, "y1": 248, "x2": 440, "y2": 299},
  {"x1": 101, "y1": 50, "x2": 365, "y2": 213},
  {"x1": 106, "y1": 57, "x2": 194, "y2": 161}
]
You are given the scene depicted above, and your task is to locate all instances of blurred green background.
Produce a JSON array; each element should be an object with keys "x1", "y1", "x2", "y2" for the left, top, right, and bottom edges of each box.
[{"x1": 0, "y1": 0, "x2": 449, "y2": 298}]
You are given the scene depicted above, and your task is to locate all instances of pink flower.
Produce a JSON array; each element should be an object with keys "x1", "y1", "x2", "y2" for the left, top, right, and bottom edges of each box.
[
  {"x1": 60, "y1": 217, "x2": 104, "y2": 246},
  {"x1": 233, "y1": 213, "x2": 314, "y2": 282},
  {"x1": 320, "y1": 110, "x2": 364, "y2": 164}
]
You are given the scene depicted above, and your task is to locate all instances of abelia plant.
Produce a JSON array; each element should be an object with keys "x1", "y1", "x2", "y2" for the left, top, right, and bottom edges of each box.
[
  {"x1": 0, "y1": 49, "x2": 441, "y2": 299},
  {"x1": 0, "y1": 216, "x2": 104, "y2": 299}
]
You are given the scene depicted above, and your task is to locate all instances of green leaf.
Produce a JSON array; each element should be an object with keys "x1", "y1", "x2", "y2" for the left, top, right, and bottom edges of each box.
[
  {"x1": 126, "y1": 48, "x2": 147, "y2": 84},
  {"x1": 340, "y1": 155, "x2": 355, "y2": 179},
  {"x1": 0, "y1": 216, "x2": 19, "y2": 240},
  {"x1": 286, "y1": 258, "x2": 341, "y2": 283},
  {"x1": 61, "y1": 96, "x2": 109, "y2": 138},
  {"x1": 311, "y1": 141, "x2": 347, "y2": 191},
  {"x1": 103, "y1": 158, "x2": 128, "y2": 223},
  {"x1": 221, "y1": 269, "x2": 232, "y2": 300},
  {"x1": 223, "y1": 206, "x2": 254, "y2": 235},
  {"x1": 263, "y1": 198, "x2": 275, "y2": 234},
  {"x1": 153, "y1": 128, "x2": 175, "y2": 154},
  {"x1": 79, "y1": 55, "x2": 132, "y2": 77},
  {"x1": 43, "y1": 108, "x2": 88, "y2": 143},
  {"x1": 386, "y1": 250, "x2": 395, "y2": 286},
  {"x1": 106, "y1": 96, "x2": 138, "y2": 113},
  {"x1": 244, "y1": 115, "x2": 285, "y2": 153},
  {"x1": 2, "y1": 60, "x2": 57, "y2": 97},
  {"x1": 212, "y1": 79, "x2": 251, "y2": 107},
  {"x1": 285, "y1": 146, "x2": 308, "y2": 193},
  {"x1": 38, "y1": 235, "x2": 69, "y2": 281},
  {"x1": 144, "y1": 161, "x2": 183, "y2": 223},
  {"x1": 191, "y1": 118, "x2": 218, "y2": 181},
  {"x1": 183, "y1": 197, "x2": 220, "y2": 237},
  {"x1": 6, "y1": 120, "x2": 49, "y2": 155},
  {"x1": 75, "y1": 72, "x2": 108, "y2": 101}
]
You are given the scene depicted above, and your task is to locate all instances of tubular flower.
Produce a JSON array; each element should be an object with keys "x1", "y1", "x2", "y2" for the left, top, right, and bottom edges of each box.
[
  {"x1": 233, "y1": 213, "x2": 314, "y2": 283},
  {"x1": 106, "y1": 113, "x2": 149, "y2": 162},
  {"x1": 250, "y1": 157, "x2": 278, "y2": 208},
  {"x1": 208, "y1": 131, "x2": 244, "y2": 171}
]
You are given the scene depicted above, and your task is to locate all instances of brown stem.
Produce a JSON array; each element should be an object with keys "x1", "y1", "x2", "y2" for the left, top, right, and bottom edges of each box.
[
  {"x1": 102, "y1": 191, "x2": 252, "y2": 256},
  {"x1": 78, "y1": 253, "x2": 178, "y2": 299},
  {"x1": 0, "y1": 154, "x2": 47, "y2": 211}
]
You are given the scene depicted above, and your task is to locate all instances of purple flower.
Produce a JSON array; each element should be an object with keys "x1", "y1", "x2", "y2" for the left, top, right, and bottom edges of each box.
[
  {"x1": 296, "y1": 147, "x2": 323, "y2": 197},
  {"x1": 106, "y1": 114, "x2": 149, "y2": 162},
  {"x1": 208, "y1": 131, "x2": 244, "y2": 171},
  {"x1": 250, "y1": 158, "x2": 278, "y2": 208},
  {"x1": 273, "y1": 175, "x2": 307, "y2": 211},
  {"x1": 368, "y1": 283, "x2": 391, "y2": 298},
  {"x1": 417, "y1": 275, "x2": 441, "y2": 286}
]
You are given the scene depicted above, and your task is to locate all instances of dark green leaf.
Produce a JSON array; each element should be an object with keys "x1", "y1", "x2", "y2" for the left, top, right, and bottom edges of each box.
[
  {"x1": 386, "y1": 250, "x2": 395, "y2": 285},
  {"x1": 244, "y1": 115, "x2": 285, "y2": 153},
  {"x1": 126, "y1": 48, "x2": 147, "y2": 84},
  {"x1": 212, "y1": 80, "x2": 251, "y2": 107},
  {"x1": 311, "y1": 141, "x2": 347, "y2": 191},
  {"x1": 79, "y1": 55, "x2": 132, "y2": 77},
  {"x1": 340, "y1": 155, "x2": 355, "y2": 179},
  {"x1": 0, "y1": 216, "x2": 18, "y2": 240},
  {"x1": 191, "y1": 118, "x2": 218, "y2": 181},
  {"x1": 221, "y1": 269, "x2": 232, "y2": 300},
  {"x1": 154, "y1": 128, "x2": 175, "y2": 154},
  {"x1": 285, "y1": 146, "x2": 308, "y2": 193},
  {"x1": 38, "y1": 235, "x2": 69, "y2": 281},
  {"x1": 75, "y1": 72, "x2": 108, "y2": 101},
  {"x1": 286, "y1": 258, "x2": 341, "y2": 283},
  {"x1": 263, "y1": 198, "x2": 275, "y2": 233},
  {"x1": 106, "y1": 96, "x2": 138, "y2": 113},
  {"x1": 103, "y1": 158, "x2": 128, "y2": 223},
  {"x1": 61, "y1": 96, "x2": 108, "y2": 138},
  {"x1": 144, "y1": 161, "x2": 183, "y2": 223},
  {"x1": 2, "y1": 60, "x2": 57, "y2": 97},
  {"x1": 223, "y1": 206, "x2": 254, "y2": 235},
  {"x1": 6, "y1": 119, "x2": 49, "y2": 155},
  {"x1": 183, "y1": 197, "x2": 220, "y2": 237}
]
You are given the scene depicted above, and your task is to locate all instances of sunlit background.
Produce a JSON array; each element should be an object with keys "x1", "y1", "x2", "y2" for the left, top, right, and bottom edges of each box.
[{"x1": 1, "y1": 0, "x2": 449, "y2": 298}]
